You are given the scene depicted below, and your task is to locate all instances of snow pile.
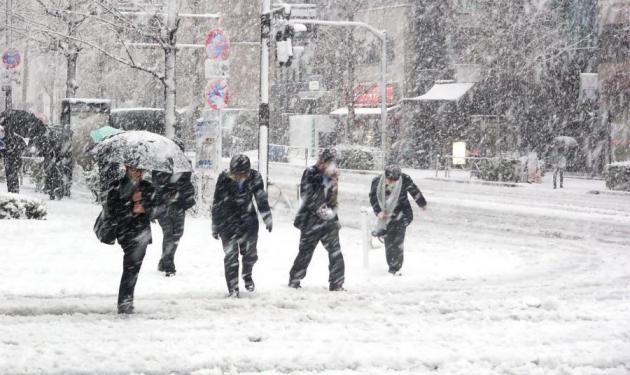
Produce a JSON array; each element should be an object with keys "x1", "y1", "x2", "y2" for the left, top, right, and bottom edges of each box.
[
  {"x1": 0, "y1": 193, "x2": 47, "y2": 220},
  {"x1": 606, "y1": 162, "x2": 630, "y2": 192}
]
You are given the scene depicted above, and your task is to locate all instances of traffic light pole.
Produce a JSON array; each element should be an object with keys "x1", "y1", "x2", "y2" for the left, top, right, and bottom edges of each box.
[
  {"x1": 259, "y1": 0, "x2": 271, "y2": 188},
  {"x1": 288, "y1": 18, "x2": 389, "y2": 165}
]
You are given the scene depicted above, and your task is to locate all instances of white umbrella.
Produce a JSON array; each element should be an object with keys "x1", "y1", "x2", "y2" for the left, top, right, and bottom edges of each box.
[{"x1": 91, "y1": 131, "x2": 192, "y2": 173}]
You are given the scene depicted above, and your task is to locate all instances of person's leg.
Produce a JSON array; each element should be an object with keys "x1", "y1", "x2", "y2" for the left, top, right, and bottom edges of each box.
[
  {"x1": 5, "y1": 153, "x2": 20, "y2": 193},
  {"x1": 158, "y1": 215, "x2": 174, "y2": 272},
  {"x1": 240, "y1": 227, "x2": 259, "y2": 290},
  {"x1": 167, "y1": 209, "x2": 185, "y2": 271},
  {"x1": 560, "y1": 169, "x2": 564, "y2": 188},
  {"x1": 321, "y1": 228, "x2": 345, "y2": 289},
  {"x1": 384, "y1": 225, "x2": 406, "y2": 273},
  {"x1": 289, "y1": 230, "x2": 320, "y2": 286},
  {"x1": 553, "y1": 168, "x2": 558, "y2": 189},
  {"x1": 221, "y1": 233, "x2": 240, "y2": 294},
  {"x1": 118, "y1": 235, "x2": 149, "y2": 313}
]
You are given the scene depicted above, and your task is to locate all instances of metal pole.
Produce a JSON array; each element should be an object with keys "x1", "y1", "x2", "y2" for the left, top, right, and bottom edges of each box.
[
  {"x1": 259, "y1": 0, "x2": 271, "y2": 189},
  {"x1": 380, "y1": 31, "x2": 388, "y2": 165},
  {"x1": 4, "y1": 0, "x2": 13, "y2": 110}
]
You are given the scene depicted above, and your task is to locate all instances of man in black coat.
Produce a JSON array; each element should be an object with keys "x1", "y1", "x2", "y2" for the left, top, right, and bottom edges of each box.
[
  {"x1": 289, "y1": 149, "x2": 345, "y2": 291},
  {"x1": 369, "y1": 165, "x2": 427, "y2": 275},
  {"x1": 212, "y1": 155, "x2": 272, "y2": 297},
  {"x1": 106, "y1": 165, "x2": 155, "y2": 314},
  {"x1": 153, "y1": 170, "x2": 196, "y2": 276}
]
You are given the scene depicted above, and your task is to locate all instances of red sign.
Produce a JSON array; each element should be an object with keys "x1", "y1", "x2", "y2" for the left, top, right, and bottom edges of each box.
[
  {"x1": 205, "y1": 29, "x2": 230, "y2": 61},
  {"x1": 2, "y1": 48, "x2": 21, "y2": 69},
  {"x1": 205, "y1": 79, "x2": 230, "y2": 110},
  {"x1": 352, "y1": 83, "x2": 395, "y2": 107}
]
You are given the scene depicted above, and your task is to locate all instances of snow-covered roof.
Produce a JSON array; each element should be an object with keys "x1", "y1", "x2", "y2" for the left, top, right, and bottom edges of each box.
[
  {"x1": 407, "y1": 82, "x2": 475, "y2": 102},
  {"x1": 62, "y1": 98, "x2": 111, "y2": 104},
  {"x1": 330, "y1": 105, "x2": 399, "y2": 116},
  {"x1": 111, "y1": 107, "x2": 164, "y2": 113}
]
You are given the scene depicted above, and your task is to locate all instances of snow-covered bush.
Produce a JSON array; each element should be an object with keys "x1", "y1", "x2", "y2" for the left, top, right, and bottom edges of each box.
[
  {"x1": 478, "y1": 158, "x2": 523, "y2": 183},
  {"x1": 335, "y1": 145, "x2": 377, "y2": 170},
  {"x1": 0, "y1": 193, "x2": 47, "y2": 220},
  {"x1": 605, "y1": 162, "x2": 630, "y2": 191}
]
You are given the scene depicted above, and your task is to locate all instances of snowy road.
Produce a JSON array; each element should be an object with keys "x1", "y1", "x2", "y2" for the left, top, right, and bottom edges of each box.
[{"x1": 1, "y1": 173, "x2": 630, "y2": 374}]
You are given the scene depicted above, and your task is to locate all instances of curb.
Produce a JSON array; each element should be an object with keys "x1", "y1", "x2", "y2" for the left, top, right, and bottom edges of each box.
[
  {"x1": 425, "y1": 177, "x2": 522, "y2": 188},
  {"x1": 588, "y1": 190, "x2": 630, "y2": 197}
]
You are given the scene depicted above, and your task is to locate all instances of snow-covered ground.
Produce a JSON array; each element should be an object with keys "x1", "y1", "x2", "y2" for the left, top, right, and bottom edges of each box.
[{"x1": 1, "y1": 171, "x2": 630, "y2": 374}]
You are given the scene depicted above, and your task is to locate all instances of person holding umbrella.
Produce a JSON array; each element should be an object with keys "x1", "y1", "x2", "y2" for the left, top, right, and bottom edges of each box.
[
  {"x1": 106, "y1": 164, "x2": 155, "y2": 314},
  {"x1": 289, "y1": 149, "x2": 345, "y2": 291},
  {"x1": 92, "y1": 130, "x2": 192, "y2": 312},
  {"x1": 369, "y1": 165, "x2": 427, "y2": 276},
  {"x1": 212, "y1": 155, "x2": 272, "y2": 297}
]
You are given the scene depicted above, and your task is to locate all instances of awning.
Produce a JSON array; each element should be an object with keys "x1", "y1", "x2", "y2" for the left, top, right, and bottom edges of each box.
[
  {"x1": 330, "y1": 105, "x2": 399, "y2": 116},
  {"x1": 406, "y1": 82, "x2": 474, "y2": 102}
]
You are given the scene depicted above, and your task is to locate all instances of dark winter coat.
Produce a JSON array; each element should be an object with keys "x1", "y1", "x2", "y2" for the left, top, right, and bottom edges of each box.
[
  {"x1": 212, "y1": 169, "x2": 272, "y2": 236},
  {"x1": 369, "y1": 173, "x2": 427, "y2": 227},
  {"x1": 294, "y1": 166, "x2": 339, "y2": 232},
  {"x1": 106, "y1": 176, "x2": 156, "y2": 245},
  {"x1": 152, "y1": 171, "x2": 196, "y2": 214}
]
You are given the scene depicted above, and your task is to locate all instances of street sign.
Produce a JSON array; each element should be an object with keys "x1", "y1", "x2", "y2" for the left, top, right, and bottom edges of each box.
[
  {"x1": 205, "y1": 29, "x2": 230, "y2": 60},
  {"x1": 2, "y1": 48, "x2": 21, "y2": 69},
  {"x1": 204, "y1": 59, "x2": 230, "y2": 80},
  {"x1": 204, "y1": 79, "x2": 230, "y2": 110}
]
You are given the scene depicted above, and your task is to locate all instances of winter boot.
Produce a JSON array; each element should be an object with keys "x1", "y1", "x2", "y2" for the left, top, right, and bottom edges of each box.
[
  {"x1": 244, "y1": 278, "x2": 255, "y2": 292},
  {"x1": 329, "y1": 285, "x2": 346, "y2": 292},
  {"x1": 288, "y1": 280, "x2": 301, "y2": 289},
  {"x1": 117, "y1": 298, "x2": 135, "y2": 314},
  {"x1": 228, "y1": 289, "x2": 240, "y2": 298}
]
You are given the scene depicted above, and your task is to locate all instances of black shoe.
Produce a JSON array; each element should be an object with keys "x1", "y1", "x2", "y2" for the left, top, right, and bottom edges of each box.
[
  {"x1": 329, "y1": 285, "x2": 346, "y2": 292},
  {"x1": 228, "y1": 290, "x2": 240, "y2": 298},
  {"x1": 288, "y1": 280, "x2": 301, "y2": 289},
  {"x1": 389, "y1": 270, "x2": 403, "y2": 277},
  {"x1": 244, "y1": 279, "x2": 255, "y2": 292},
  {"x1": 157, "y1": 261, "x2": 165, "y2": 272},
  {"x1": 165, "y1": 270, "x2": 176, "y2": 277},
  {"x1": 117, "y1": 302, "x2": 134, "y2": 314}
]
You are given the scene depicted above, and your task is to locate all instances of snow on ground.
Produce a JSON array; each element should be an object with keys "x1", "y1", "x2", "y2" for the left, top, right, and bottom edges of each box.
[{"x1": 1, "y1": 171, "x2": 630, "y2": 374}]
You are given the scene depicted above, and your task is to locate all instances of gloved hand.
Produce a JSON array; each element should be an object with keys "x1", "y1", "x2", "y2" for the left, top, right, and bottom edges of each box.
[{"x1": 266, "y1": 221, "x2": 273, "y2": 233}]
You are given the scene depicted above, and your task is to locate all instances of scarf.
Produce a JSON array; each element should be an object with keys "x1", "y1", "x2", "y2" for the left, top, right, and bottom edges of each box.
[{"x1": 374, "y1": 174, "x2": 402, "y2": 232}]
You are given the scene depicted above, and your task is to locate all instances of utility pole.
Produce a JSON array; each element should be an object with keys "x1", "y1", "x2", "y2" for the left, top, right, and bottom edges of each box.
[
  {"x1": 3, "y1": 0, "x2": 13, "y2": 110},
  {"x1": 164, "y1": 0, "x2": 177, "y2": 139},
  {"x1": 288, "y1": 18, "x2": 389, "y2": 163},
  {"x1": 259, "y1": 0, "x2": 271, "y2": 188}
]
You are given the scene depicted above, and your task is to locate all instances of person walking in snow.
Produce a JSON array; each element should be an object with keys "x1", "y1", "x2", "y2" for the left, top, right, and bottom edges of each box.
[
  {"x1": 369, "y1": 165, "x2": 427, "y2": 276},
  {"x1": 153, "y1": 170, "x2": 196, "y2": 277},
  {"x1": 289, "y1": 149, "x2": 345, "y2": 291},
  {"x1": 106, "y1": 164, "x2": 155, "y2": 314},
  {"x1": 552, "y1": 146, "x2": 567, "y2": 189},
  {"x1": 212, "y1": 155, "x2": 272, "y2": 297}
]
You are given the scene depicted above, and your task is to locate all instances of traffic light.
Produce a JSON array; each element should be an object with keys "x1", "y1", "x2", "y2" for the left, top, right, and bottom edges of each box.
[{"x1": 275, "y1": 24, "x2": 308, "y2": 67}]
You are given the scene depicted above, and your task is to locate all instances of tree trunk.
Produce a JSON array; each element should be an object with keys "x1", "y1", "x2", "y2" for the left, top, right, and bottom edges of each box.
[
  {"x1": 65, "y1": 51, "x2": 79, "y2": 98},
  {"x1": 164, "y1": 0, "x2": 178, "y2": 140}
]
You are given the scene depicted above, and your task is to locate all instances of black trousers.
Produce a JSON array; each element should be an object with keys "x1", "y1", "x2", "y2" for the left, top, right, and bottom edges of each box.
[
  {"x1": 220, "y1": 227, "x2": 259, "y2": 292},
  {"x1": 118, "y1": 232, "x2": 150, "y2": 307},
  {"x1": 384, "y1": 224, "x2": 406, "y2": 273},
  {"x1": 290, "y1": 226, "x2": 345, "y2": 288},
  {"x1": 4, "y1": 153, "x2": 21, "y2": 193},
  {"x1": 158, "y1": 207, "x2": 185, "y2": 272}
]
